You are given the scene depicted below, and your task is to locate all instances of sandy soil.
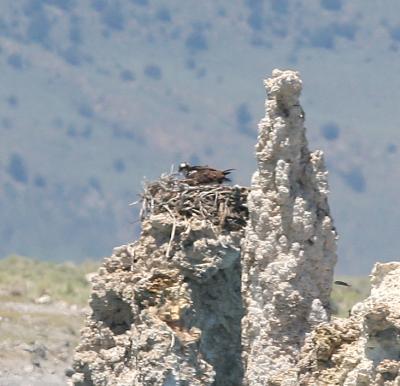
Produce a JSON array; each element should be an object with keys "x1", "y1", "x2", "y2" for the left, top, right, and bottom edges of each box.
[{"x1": 0, "y1": 300, "x2": 87, "y2": 386}]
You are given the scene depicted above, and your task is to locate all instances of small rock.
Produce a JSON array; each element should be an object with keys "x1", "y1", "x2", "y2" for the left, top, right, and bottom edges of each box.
[
  {"x1": 32, "y1": 343, "x2": 47, "y2": 360},
  {"x1": 32, "y1": 359, "x2": 41, "y2": 368},
  {"x1": 35, "y1": 294, "x2": 52, "y2": 304},
  {"x1": 27, "y1": 342, "x2": 47, "y2": 367},
  {"x1": 71, "y1": 373, "x2": 85, "y2": 383},
  {"x1": 65, "y1": 368, "x2": 75, "y2": 377},
  {"x1": 85, "y1": 272, "x2": 97, "y2": 283},
  {"x1": 9, "y1": 287, "x2": 24, "y2": 297},
  {"x1": 23, "y1": 364, "x2": 34, "y2": 373}
]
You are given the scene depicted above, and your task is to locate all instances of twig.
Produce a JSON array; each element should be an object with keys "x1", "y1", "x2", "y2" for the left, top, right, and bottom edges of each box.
[{"x1": 164, "y1": 205, "x2": 177, "y2": 258}]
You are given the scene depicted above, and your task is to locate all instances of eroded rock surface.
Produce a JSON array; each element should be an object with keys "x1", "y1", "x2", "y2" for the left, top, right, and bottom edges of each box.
[
  {"x1": 71, "y1": 179, "x2": 248, "y2": 386},
  {"x1": 241, "y1": 69, "x2": 338, "y2": 385},
  {"x1": 297, "y1": 262, "x2": 400, "y2": 386},
  {"x1": 299, "y1": 263, "x2": 400, "y2": 386}
]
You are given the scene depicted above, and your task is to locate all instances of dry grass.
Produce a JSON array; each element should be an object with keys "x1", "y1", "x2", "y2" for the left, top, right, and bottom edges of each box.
[{"x1": 0, "y1": 255, "x2": 99, "y2": 305}]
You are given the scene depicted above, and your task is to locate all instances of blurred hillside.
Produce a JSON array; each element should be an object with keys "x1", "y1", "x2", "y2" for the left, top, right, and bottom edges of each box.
[{"x1": 1, "y1": 0, "x2": 400, "y2": 273}]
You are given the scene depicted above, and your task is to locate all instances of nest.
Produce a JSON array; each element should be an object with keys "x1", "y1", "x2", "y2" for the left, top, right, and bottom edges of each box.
[{"x1": 137, "y1": 173, "x2": 249, "y2": 232}]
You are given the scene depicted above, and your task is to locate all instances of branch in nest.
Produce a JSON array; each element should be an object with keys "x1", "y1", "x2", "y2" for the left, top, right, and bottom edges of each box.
[
  {"x1": 135, "y1": 174, "x2": 249, "y2": 229},
  {"x1": 164, "y1": 205, "x2": 177, "y2": 258}
]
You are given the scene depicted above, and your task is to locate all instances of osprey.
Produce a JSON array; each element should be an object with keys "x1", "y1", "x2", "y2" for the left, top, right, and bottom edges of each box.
[
  {"x1": 178, "y1": 162, "x2": 234, "y2": 184},
  {"x1": 334, "y1": 280, "x2": 351, "y2": 287}
]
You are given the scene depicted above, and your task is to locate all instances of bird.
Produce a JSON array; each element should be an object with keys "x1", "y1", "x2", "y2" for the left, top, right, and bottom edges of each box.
[
  {"x1": 334, "y1": 280, "x2": 351, "y2": 287},
  {"x1": 178, "y1": 162, "x2": 234, "y2": 184}
]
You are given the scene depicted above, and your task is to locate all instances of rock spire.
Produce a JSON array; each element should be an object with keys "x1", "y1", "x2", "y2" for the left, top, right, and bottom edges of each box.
[{"x1": 241, "y1": 69, "x2": 338, "y2": 385}]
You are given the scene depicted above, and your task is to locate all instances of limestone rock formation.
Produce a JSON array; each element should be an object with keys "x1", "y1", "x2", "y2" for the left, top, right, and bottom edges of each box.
[
  {"x1": 296, "y1": 262, "x2": 400, "y2": 386},
  {"x1": 71, "y1": 69, "x2": 354, "y2": 386},
  {"x1": 71, "y1": 177, "x2": 248, "y2": 386},
  {"x1": 241, "y1": 69, "x2": 338, "y2": 385}
]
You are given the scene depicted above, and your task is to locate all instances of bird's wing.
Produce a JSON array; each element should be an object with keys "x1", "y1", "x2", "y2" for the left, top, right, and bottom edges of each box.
[
  {"x1": 334, "y1": 280, "x2": 351, "y2": 287},
  {"x1": 190, "y1": 165, "x2": 212, "y2": 171}
]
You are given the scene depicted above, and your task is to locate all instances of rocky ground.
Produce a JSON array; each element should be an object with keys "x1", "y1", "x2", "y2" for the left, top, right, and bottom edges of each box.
[
  {"x1": 0, "y1": 299, "x2": 87, "y2": 385},
  {"x1": 0, "y1": 256, "x2": 96, "y2": 386}
]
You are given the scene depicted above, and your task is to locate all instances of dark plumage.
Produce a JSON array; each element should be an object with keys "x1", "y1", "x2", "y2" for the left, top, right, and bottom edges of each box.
[
  {"x1": 178, "y1": 162, "x2": 234, "y2": 184},
  {"x1": 334, "y1": 280, "x2": 351, "y2": 287}
]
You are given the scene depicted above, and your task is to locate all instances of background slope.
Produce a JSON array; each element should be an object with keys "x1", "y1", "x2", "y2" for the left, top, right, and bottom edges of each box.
[{"x1": 1, "y1": 0, "x2": 400, "y2": 274}]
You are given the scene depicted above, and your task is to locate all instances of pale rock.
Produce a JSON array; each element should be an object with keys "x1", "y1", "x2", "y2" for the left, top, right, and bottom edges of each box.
[
  {"x1": 71, "y1": 193, "x2": 247, "y2": 385},
  {"x1": 85, "y1": 272, "x2": 97, "y2": 284},
  {"x1": 241, "y1": 69, "x2": 338, "y2": 385},
  {"x1": 35, "y1": 294, "x2": 52, "y2": 304},
  {"x1": 296, "y1": 262, "x2": 400, "y2": 386}
]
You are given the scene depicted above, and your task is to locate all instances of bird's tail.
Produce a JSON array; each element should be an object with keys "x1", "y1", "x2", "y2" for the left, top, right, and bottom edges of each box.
[{"x1": 223, "y1": 168, "x2": 235, "y2": 175}]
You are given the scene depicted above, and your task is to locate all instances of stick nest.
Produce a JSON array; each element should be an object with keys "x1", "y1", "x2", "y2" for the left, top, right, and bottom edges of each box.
[{"x1": 138, "y1": 174, "x2": 249, "y2": 231}]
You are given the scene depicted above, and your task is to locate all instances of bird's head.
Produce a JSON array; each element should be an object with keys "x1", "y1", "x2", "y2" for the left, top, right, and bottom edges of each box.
[{"x1": 178, "y1": 162, "x2": 191, "y2": 173}]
